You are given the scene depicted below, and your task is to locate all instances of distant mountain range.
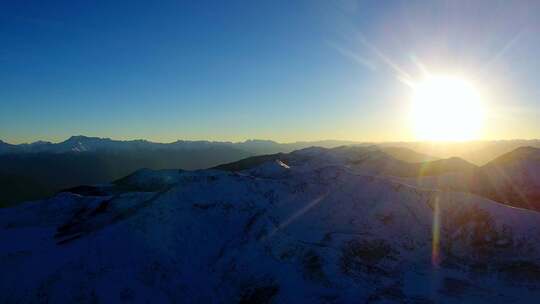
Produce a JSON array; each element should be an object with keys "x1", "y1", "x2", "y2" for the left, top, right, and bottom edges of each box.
[
  {"x1": 0, "y1": 135, "x2": 362, "y2": 155},
  {"x1": 3, "y1": 135, "x2": 540, "y2": 165},
  {"x1": 2, "y1": 144, "x2": 540, "y2": 302}
]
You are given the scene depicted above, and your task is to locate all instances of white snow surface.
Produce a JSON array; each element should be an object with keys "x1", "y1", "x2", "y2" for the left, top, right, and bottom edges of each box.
[{"x1": 2, "y1": 155, "x2": 540, "y2": 303}]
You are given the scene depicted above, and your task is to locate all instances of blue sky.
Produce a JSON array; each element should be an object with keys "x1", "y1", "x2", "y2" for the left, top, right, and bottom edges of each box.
[{"x1": 1, "y1": 0, "x2": 539, "y2": 143}]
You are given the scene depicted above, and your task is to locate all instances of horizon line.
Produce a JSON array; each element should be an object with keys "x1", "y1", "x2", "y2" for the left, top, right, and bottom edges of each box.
[{"x1": 2, "y1": 134, "x2": 540, "y2": 146}]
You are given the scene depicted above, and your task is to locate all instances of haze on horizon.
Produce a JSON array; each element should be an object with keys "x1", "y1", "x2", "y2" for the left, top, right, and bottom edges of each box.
[{"x1": 2, "y1": 0, "x2": 540, "y2": 144}]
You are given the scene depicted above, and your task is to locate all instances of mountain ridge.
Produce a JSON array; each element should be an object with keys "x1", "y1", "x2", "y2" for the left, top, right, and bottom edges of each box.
[
  {"x1": 3, "y1": 135, "x2": 540, "y2": 165},
  {"x1": 399, "y1": 146, "x2": 540, "y2": 210},
  {"x1": 2, "y1": 137, "x2": 539, "y2": 208}
]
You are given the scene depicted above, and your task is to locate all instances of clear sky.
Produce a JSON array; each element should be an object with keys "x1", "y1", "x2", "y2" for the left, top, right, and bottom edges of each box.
[{"x1": 1, "y1": 0, "x2": 539, "y2": 144}]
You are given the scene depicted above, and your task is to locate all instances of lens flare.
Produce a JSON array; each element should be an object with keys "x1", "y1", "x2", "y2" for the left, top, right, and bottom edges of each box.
[{"x1": 431, "y1": 197, "x2": 441, "y2": 267}]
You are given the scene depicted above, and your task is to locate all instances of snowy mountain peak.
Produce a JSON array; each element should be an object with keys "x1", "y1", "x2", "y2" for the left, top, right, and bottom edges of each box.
[{"x1": 64, "y1": 135, "x2": 103, "y2": 142}]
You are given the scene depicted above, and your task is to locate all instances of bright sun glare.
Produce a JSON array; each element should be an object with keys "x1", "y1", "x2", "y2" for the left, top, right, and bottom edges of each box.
[{"x1": 410, "y1": 74, "x2": 485, "y2": 141}]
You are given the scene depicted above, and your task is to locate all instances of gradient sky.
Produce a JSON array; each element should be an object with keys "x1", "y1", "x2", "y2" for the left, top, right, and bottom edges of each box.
[{"x1": 1, "y1": 0, "x2": 540, "y2": 144}]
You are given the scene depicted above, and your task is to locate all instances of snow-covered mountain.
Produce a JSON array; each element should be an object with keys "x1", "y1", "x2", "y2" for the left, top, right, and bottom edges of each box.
[
  {"x1": 0, "y1": 136, "x2": 240, "y2": 154},
  {"x1": 217, "y1": 145, "x2": 477, "y2": 178},
  {"x1": 378, "y1": 146, "x2": 438, "y2": 163},
  {"x1": 2, "y1": 147, "x2": 540, "y2": 303}
]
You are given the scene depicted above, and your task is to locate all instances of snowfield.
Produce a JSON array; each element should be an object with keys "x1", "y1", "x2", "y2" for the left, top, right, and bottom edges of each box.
[{"x1": 1, "y1": 147, "x2": 540, "y2": 303}]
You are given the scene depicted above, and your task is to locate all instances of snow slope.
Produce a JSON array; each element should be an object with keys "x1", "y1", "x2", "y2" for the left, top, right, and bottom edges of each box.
[{"x1": 1, "y1": 153, "x2": 540, "y2": 303}]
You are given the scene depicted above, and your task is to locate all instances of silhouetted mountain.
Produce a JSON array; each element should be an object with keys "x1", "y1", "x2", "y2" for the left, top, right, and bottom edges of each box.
[
  {"x1": 416, "y1": 157, "x2": 477, "y2": 174},
  {"x1": 487, "y1": 146, "x2": 540, "y2": 165},
  {"x1": 397, "y1": 146, "x2": 540, "y2": 210},
  {"x1": 379, "y1": 146, "x2": 438, "y2": 163},
  {"x1": 475, "y1": 146, "x2": 540, "y2": 209},
  {"x1": 378, "y1": 139, "x2": 540, "y2": 165}
]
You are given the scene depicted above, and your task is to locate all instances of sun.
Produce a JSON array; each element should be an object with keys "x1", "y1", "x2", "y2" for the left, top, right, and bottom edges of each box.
[{"x1": 409, "y1": 74, "x2": 485, "y2": 141}]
